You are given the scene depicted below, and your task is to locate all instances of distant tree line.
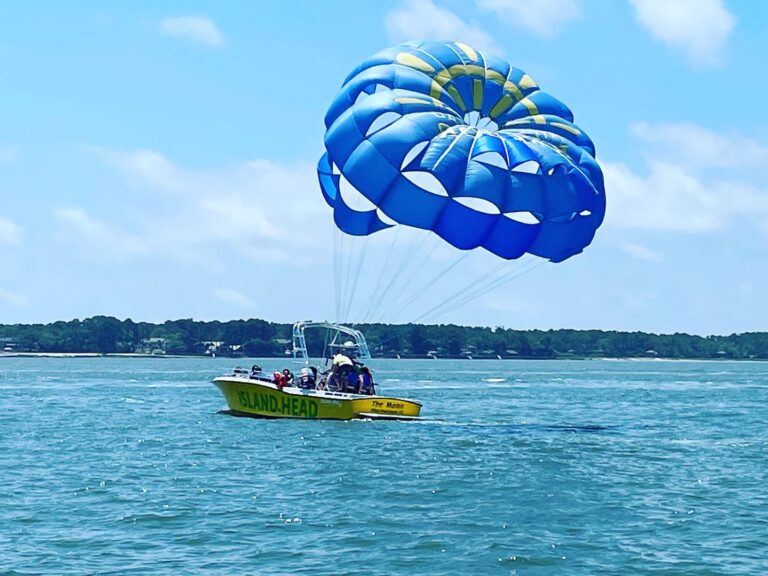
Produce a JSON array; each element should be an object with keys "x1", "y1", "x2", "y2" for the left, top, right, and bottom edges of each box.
[{"x1": 1, "y1": 316, "x2": 768, "y2": 359}]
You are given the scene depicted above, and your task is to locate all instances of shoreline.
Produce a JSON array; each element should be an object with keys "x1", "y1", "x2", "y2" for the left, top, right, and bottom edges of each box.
[{"x1": 0, "y1": 352, "x2": 760, "y2": 362}]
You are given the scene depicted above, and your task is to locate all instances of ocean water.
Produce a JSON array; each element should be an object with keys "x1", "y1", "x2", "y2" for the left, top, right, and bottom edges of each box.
[{"x1": 1, "y1": 357, "x2": 766, "y2": 575}]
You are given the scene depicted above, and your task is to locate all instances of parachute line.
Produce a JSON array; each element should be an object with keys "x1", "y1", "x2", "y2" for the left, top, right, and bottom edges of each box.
[
  {"x1": 416, "y1": 258, "x2": 547, "y2": 323},
  {"x1": 432, "y1": 260, "x2": 547, "y2": 321},
  {"x1": 412, "y1": 259, "x2": 512, "y2": 323},
  {"x1": 359, "y1": 225, "x2": 403, "y2": 324},
  {"x1": 369, "y1": 235, "x2": 443, "y2": 323},
  {"x1": 364, "y1": 228, "x2": 434, "y2": 322},
  {"x1": 384, "y1": 251, "x2": 471, "y2": 321},
  {"x1": 333, "y1": 228, "x2": 341, "y2": 322},
  {"x1": 342, "y1": 234, "x2": 370, "y2": 322}
]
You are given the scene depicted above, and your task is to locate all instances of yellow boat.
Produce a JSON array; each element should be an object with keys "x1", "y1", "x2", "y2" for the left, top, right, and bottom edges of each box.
[
  {"x1": 213, "y1": 376, "x2": 421, "y2": 420},
  {"x1": 212, "y1": 321, "x2": 422, "y2": 420}
]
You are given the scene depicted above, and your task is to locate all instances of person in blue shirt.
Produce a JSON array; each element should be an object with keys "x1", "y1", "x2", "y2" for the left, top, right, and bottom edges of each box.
[{"x1": 345, "y1": 367, "x2": 360, "y2": 393}]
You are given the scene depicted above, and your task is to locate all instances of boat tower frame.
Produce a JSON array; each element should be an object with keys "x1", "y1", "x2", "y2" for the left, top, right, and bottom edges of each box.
[{"x1": 291, "y1": 321, "x2": 372, "y2": 364}]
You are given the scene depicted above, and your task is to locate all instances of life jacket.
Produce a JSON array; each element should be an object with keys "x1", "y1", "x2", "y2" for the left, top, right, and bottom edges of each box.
[{"x1": 273, "y1": 372, "x2": 287, "y2": 388}]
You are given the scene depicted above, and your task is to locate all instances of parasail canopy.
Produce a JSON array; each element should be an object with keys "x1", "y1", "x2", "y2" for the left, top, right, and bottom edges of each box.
[{"x1": 318, "y1": 40, "x2": 605, "y2": 263}]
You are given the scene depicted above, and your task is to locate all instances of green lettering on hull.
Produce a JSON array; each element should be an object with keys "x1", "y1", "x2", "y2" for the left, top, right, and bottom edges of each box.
[{"x1": 235, "y1": 388, "x2": 318, "y2": 418}]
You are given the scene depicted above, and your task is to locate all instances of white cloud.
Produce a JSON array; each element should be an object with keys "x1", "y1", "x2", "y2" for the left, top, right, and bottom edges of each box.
[
  {"x1": 631, "y1": 122, "x2": 768, "y2": 171},
  {"x1": 66, "y1": 149, "x2": 329, "y2": 266},
  {"x1": 160, "y1": 16, "x2": 224, "y2": 47},
  {"x1": 386, "y1": 0, "x2": 499, "y2": 54},
  {"x1": 478, "y1": 0, "x2": 580, "y2": 37},
  {"x1": 629, "y1": 0, "x2": 735, "y2": 67},
  {"x1": 606, "y1": 121, "x2": 768, "y2": 234},
  {"x1": 54, "y1": 208, "x2": 151, "y2": 260},
  {"x1": 0, "y1": 287, "x2": 29, "y2": 307},
  {"x1": 90, "y1": 147, "x2": 182, "y2": 192},
  {"x1": 0, "y1": 218, "x2": 22, "y2": 246},
  {"x1": 605, "y1": 160, "x2": 724, "y2": 232},
  {"x1": 621, "y1": 242, "x2": 663, "y2": 262},
  {"x1": 198, "y1": 194, "x2": 281, "y2": 241},
  {"x1": 213, "y1": 288, "x2": 255, "y2": 309}
]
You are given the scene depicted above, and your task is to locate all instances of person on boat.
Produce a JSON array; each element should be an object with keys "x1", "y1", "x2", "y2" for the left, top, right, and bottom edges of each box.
[
  {"x1": 343, "y1": 367, "x2": 360, "y2": 393},
  {"x1": 359, "y1": 366, "x2": 375, "y2": 395},
  {"x1": 250, "y1": 364, "x2": 263, "y2": 379},
  {"x1": 233, "y1": 366, "x2": 249, "y2": 377},
  {"x1": 273, "y1": 370, "x2": 287, "y2": 389},
  {"x1": 316, "y1": 369, "x2": 330, "y2": 391},
  {"x1": 282, "y1": 368, "x2": 294, "y2": 387},
  {"x1": 332, "y1": 353, "x2": 353, "y2": 368},
  {"x1": 335, "y1": 362, "x2": 353, "y2": 392},
  {"x1": 326, "y1": 365, "x2": 341, "y2": 391},
  {"x1": 298, "y1": 367, "x2": 316, "y2": 389}
]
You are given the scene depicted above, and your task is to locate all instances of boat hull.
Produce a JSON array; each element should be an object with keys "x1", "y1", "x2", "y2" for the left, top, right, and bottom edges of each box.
[{"x1": 213, "y1": 377, "x2": 421, "y2": 420}]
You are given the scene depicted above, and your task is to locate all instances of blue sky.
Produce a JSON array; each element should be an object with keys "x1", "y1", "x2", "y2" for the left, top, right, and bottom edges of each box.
[{"x1": 1, "y1": 0, "x2": 767, "y2": 334}]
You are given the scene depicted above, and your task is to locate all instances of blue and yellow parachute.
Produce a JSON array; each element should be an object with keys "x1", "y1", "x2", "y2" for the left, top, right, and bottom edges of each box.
[{"x1": 318, "y1": 41, "x2": 605, "y2": 263}]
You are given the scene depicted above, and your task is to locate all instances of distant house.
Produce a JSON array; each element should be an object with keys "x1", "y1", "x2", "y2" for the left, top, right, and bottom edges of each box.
[
  {"x1": 1, "y1": 337, "x2": 17, "y2": 352},
  {"x1": 201, "y1": 341, "x2": 244, "y2": 357},
  {"x1": 138, "y1": 337, "x2": 166, "y2": 355},
  {"x1": 202, "y1": 341, "x2": 225, "y2": 355},
  {"x1": 274, "y1": 338, "x2": 291, "y2": 355}
]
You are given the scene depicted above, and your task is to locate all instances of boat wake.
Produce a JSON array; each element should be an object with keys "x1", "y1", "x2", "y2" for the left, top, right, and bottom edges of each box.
[{"x1": 415, "y1": 420, "x2": 622, "y2": 435}]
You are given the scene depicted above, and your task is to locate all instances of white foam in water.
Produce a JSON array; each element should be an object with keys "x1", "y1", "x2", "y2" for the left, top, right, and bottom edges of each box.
[{"x1": 482, "y1": 378, "x2": 506, "y2": 383}]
